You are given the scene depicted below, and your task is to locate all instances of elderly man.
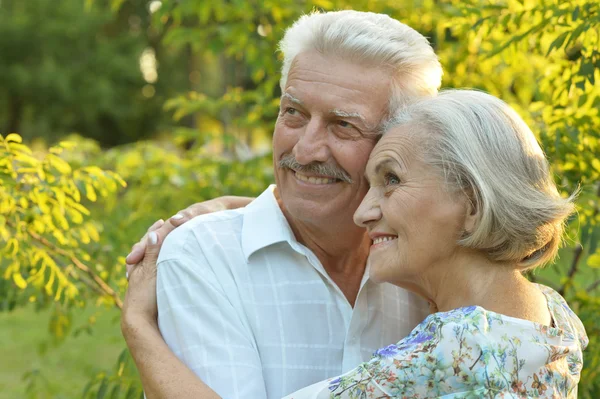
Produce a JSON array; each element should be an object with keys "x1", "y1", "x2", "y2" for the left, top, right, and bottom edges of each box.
[{"x1": 122, "y1": 10, "x2": 442, "y2": 399}]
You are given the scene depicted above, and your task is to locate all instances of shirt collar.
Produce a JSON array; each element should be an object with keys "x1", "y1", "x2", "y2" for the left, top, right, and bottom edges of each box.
[{"x1": 241, "y1": 185, "x2": 298, "y2": 261}]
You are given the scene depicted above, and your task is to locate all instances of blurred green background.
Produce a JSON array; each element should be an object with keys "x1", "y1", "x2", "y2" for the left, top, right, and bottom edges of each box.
[{"x1": 1, "y1": 0, "x2": 599, "y2": 398}]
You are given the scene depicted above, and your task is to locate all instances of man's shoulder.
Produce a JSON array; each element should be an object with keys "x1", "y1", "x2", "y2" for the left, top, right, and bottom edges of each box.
[{"x1": 158, "y1": 208, "x2": 245, "y2": 263}]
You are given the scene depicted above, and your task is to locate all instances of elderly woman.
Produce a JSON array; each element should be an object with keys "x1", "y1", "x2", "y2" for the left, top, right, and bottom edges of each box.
[{"x1": 124, "y1": 90, "x2": 587, "y2": 398}]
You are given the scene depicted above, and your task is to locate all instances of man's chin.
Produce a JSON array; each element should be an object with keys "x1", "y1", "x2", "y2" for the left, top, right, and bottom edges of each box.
[{"x1": 282, "y1": 196, "x2": 344, "y2": 223}]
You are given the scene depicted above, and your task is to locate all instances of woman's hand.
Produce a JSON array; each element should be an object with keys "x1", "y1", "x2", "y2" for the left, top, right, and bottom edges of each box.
[
  {"x1": 124, "y1": 196, "x2": 254, "y2": 266},
  {"x1": 119, "y1": 221, "x2": 222, "y2": 399},
  {"x1": 121, "y1": 220, "x2": 163, "y2": 337}
]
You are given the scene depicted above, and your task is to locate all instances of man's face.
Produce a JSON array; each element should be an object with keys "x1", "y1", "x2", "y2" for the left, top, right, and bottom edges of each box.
[{"x1": 273, "y1": 50, "x2": 392, "y2": 227}]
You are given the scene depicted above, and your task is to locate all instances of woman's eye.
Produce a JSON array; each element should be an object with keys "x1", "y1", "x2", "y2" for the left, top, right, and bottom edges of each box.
[{"x1": 384, "y1": 172, "x2": 400, "y2": 186}]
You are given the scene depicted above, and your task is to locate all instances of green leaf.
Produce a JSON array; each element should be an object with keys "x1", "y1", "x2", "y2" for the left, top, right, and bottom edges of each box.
[
  {"x1": 565, "y1": 23, "x2": 587, "y2": 49},
  {"x1": 5, "y1": 133, "x2": 23, "y2": 143},
  {"x1": 572, "y1": 6, "x2": 580, "y2": 21},
  {"x1": 589, "y1": 226, "x2": 599, "y2": 255},
  {"x1": 96, "y1": 377, "x2": 108, "y2": 399},
  {"x1": 546, "y1": 31, "x2": 570, "y2": 56},
  {"x1": 124, "y1": 385, "x2": 138, "y2": 399},
  {"x1": 82, "y1": 380, "x2": 95, "y2": 398},
  {"x1": 12, "y1": 272, "x2": 27, "y2": 289},
  {"x1": 85, "y1": 183, "x2": 97, "y2": 202},
  {"x1": 589, "y1": 253, "x2": 600, "y2": 269},
  {"x1": 109, "y1": 384, "x2": 121, "y2": 399}
]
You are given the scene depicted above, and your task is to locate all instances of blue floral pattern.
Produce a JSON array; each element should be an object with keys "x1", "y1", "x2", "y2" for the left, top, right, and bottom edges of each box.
[{"x1": 284, "y1": 284, "x2": 588, "y2": 399}]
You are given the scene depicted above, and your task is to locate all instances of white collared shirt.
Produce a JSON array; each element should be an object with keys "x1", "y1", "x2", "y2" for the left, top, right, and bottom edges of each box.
[{"x1": 157, "y1": 185, "x2": 429, "y2": 399}]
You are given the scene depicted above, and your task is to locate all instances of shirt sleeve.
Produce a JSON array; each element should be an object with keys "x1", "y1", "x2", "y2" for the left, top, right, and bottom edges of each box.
[
  {"x1": 281, "y1": 362, "x2": 389, "y2": 399},
  {"x1": 157, "y1": 234, "x2": 267, "y2": 399}
]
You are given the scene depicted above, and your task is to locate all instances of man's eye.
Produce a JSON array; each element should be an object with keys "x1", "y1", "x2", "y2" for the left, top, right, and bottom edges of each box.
[
  {"x1": 337, "y1": 120, "x2": 353, "y2": 128},
  {"x1": 384, "y1": 172, "x2": 400, "y2": 186},
  {"x1": 285, "y1": 107, "x2": 298, "y2": 115}
]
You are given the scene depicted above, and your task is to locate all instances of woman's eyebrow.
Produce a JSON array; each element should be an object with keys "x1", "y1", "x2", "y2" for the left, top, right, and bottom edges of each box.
[
  {"x1": 365, "y1": 158, "x2": 395, "y2": 182},
  {"x1": 374, "y1": 158, "x2": 400, "y2": 175}
]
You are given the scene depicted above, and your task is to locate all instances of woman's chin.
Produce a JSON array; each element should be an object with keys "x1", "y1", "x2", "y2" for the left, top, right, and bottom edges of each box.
[
  {"x1": 367, "y1": 262, "x2": 395, "y2": 285},
  {"x1": 368, "y1": 255, "x2": 412, "y2": 287}
]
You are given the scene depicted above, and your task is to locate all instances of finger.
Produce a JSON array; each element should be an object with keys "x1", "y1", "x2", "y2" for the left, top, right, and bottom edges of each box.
[
  {"x1": 139, "y1": 231, "x2": 162, "y2": 278},
  {"x1": 147, "y1": 219, "x2": 165, "y2": 232},
  {"x1": 126, "y1": 238, "x2": 147, "y2": 265},
  {"x1": 125, "y1": 262, "x2": 136, "y2": 275},
  {"x1": 169, "y1": 209, "x2": 194, "y2": 226},
  {"x1": 157, "y1": 219, "x2": 176, "y2": 237},
  {"x1": 125, "y1": 219, "x2": 164, "y2": 264},
  {"x1": 125, "y1": 219, "x2": 165, "y2": 265}
]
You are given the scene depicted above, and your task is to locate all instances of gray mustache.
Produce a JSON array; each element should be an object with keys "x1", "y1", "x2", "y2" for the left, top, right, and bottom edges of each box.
[{"x1": 278, "y1": 154, "x2": 353, "y2": 184}]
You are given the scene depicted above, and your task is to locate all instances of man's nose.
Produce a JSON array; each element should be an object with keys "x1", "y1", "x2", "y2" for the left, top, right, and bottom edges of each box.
[
  {"x1": 293, "y1": 119, "x2": 330, "y2": 164},
  {"x1": 354, "y1": 188, "x2": 382, "y2": 228}
]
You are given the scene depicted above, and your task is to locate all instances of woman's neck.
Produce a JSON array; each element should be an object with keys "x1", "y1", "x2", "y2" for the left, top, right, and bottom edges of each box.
[{"x1": 421, "y1": 253, "x2": 551, "y2": 325}]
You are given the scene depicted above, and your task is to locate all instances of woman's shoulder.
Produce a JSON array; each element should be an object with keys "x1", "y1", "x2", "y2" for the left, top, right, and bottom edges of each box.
[
  {"x1": 351, "y1": 302, "x2": 585, "y2": 397},
  {"x1": 535, "y1": 283, "x2": 589, "y2": 349},
  {"x1": 289, "y1": 302, "x2": 586, "y2": 398}
]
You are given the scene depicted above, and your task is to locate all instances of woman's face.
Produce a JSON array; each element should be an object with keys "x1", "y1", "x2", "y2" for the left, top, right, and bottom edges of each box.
[{"x1": 353, "y1": 125, "x2": 470, "y2": 291}]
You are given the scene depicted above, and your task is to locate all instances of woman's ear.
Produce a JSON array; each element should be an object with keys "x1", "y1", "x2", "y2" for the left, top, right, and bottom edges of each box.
[{"x1": 462, "y1": 191, "x2": 479, "y2": 235}]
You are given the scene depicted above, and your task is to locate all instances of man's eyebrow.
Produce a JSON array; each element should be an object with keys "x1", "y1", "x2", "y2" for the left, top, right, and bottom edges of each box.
[
  {"x1": 331, "y1": 109, "x2": 380, "y2": 132},
  {"x1": 281, "y1": 92, "x2": 303, "y2": 105},
  {"x1": 330, "y1": 109, "x2": 366, "y2": 122}
]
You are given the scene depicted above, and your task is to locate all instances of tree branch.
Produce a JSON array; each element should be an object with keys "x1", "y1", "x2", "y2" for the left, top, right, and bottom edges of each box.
[
  {"x1": 587, "y1": 279, "x2": 600, "y2": 293},
  {"x1": 6, "y1": 220, "x2": 123, "y2": 308},
  {"x1": 559, "y1": 243, "x2": 583, "y2": 296},
  {"x1": 28, "y1": 230, "x2": 123, "y2": 309}
]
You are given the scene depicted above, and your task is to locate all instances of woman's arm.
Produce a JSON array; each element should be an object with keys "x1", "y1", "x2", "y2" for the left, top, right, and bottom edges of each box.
[
  {"x1": 121, "y1": 230, "x2": 221, "y2": 399},
  {"x1": 122, "y1": 315, "x2": 221, "y2": 399}
]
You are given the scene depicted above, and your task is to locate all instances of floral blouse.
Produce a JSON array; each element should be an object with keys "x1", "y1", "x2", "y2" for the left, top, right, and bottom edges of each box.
[{"x1": 284, "y1": 284, "x2": 588, "y2": 399}]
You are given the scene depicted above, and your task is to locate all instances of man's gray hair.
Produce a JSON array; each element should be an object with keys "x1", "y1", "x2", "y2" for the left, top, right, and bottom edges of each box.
[
  {"x1": 387, "y1": 90, "x2": 575, "y2": 269},
  {"x1": 278, "y1": 10, "x2": 443, "y2": 114}
]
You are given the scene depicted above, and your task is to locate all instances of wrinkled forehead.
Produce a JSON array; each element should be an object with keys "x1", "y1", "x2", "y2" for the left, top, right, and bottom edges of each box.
[
  {"x1": 366, "y1": 124, "x2": 423, "y2": 171},
  {"x1": 285, "y1": 51, "x2": 394, "y2": 124},
  {"x1": 374, "y1": 124, "x2": 422, "y2": 155}
]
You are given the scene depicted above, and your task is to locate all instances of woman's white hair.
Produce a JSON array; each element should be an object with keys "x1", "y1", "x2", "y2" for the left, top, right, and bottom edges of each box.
[
  {"x1": 387, "y1": 90, "x2": 575, "y2": 269},
  {"x1": 278, "y1": 10, "x2": 442, "y2": 114}
]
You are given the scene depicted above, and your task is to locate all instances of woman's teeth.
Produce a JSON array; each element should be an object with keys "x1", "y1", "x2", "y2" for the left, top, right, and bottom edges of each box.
[
  {"x1": 373, "y1": 236, "x2": 397, "y2": 245},
  {"x1": 295, "y1": 172, "x2": 337, "y2": 185}
]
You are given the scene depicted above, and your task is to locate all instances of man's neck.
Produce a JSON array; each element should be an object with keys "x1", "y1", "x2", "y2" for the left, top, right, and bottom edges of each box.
[
  {"x1": 277, "y1": 197, "x2": 370, "y2": 307},
  {"x1": 294, "y1": 219, "x2": 370, "y2": 307}
]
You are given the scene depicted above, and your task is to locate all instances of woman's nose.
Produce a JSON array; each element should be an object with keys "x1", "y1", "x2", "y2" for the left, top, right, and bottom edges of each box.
[{"x1": 354, "y1": 188, "x2": 382, "y2": 228}]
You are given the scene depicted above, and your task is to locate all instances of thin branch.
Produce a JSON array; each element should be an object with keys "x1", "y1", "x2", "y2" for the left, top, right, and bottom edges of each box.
[
  {"x1": 62, "y1": 263, "x2": 110, "y2": 298},
  {"x1": 583, "y1": 182, "x2": 600, "y2": 293},
  {"x1": 567, "y1": 244, "x2": 584, "y2": 280},
  {"x1": 559, "y1": 244, "x2": 583, "y2": 296},
  {"x1": 587, "y1": 279, "x2": 600, "y2": 293},
  {"x1": 27, "y1": 230, "x2": 123, "y2": 309},
  {"x1": 7, "y1": 220, "x2": 122, "y2": 308}
]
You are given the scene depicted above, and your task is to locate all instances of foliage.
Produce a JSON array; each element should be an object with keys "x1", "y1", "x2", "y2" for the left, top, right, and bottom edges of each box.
[
  {"x1": 1, "y1": 0, "x2": 598, "y2": 397},
  {"x1": 0, "y1": 0, "x2": 173, "y2": 146},
  {"x1": 443, "y1": 2, "x2": 600, "y2": 396},
  {"x1": 0, "y1": 133, "x2": 125, "y2": 311}
]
